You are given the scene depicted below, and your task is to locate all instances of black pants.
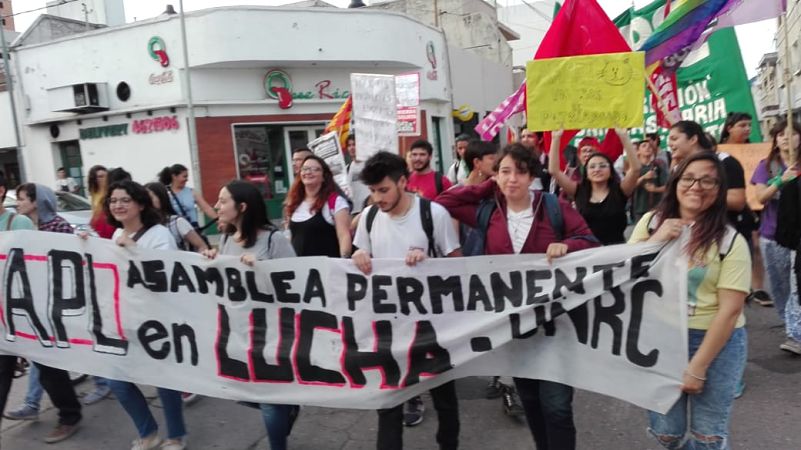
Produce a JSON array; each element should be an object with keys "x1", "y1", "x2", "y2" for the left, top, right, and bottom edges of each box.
[
  {"x1": 376, "y1": 381, "x2": 459, "y2": 450},
  {"x1": 33, "y1": 363, "x2": 82, "y2": 426},
  {"x1": 513, "y1": 378, "x2": 575, "y2": 450},
  {"x1": 0, "y1": 355, "x2": 15, "y2": 424}
]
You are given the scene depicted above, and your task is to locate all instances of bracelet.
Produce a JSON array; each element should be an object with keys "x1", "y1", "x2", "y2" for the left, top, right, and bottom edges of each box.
[
  {"x1": 684, "y1": 370, "x2": 707, "y2": 381},
  {"x1": 768, "y1": 175, "x2": 783, "y2": 189}
]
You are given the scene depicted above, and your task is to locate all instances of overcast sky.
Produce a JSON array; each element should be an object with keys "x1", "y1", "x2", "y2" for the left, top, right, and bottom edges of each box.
[{"x1": 9, "y1": 0, "x2": 776, "y2": 77}]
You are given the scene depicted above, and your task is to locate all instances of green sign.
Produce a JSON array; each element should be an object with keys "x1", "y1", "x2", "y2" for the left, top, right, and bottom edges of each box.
[
  {"x1": 79, "y1": 124, "x2": 129, "y2": 140},
  {"x1": 577, "y1": 0, "x2": 761, "y2": 144}
]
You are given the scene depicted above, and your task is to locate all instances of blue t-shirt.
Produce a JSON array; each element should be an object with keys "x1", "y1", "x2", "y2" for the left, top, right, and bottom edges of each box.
[{"x1": 169, "y1": 187, "x2": 197, "y2": 223}]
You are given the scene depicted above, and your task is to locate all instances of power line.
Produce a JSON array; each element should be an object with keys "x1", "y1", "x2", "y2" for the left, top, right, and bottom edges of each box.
[{"x1": 1, "y1": 0, "x2": 80, "y2": 19}]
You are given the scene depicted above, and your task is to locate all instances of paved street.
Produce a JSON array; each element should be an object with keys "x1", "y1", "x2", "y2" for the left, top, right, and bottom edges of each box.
[{"x1": 2, "y1": 303, "x2": 799, "y2": 450}]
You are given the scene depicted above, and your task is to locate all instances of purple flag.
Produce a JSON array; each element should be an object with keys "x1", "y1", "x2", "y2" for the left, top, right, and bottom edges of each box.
[{"x1": 474, "y1": 81, "x2": 526, "y2": 142}]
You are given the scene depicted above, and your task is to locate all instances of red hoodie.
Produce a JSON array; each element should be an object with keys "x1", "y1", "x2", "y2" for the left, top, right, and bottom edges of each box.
[{"x1": 436, "y1": 179, "x2": 599, "y2": 255}]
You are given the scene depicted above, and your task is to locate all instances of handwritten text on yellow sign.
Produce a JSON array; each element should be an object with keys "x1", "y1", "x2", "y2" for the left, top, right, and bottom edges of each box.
[{"x1": 526, "y1": 52, "x2": 645, "y2": 131}]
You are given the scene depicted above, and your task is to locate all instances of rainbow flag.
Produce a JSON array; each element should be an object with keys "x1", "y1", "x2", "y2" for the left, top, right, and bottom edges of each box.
[
  {"x1": 639, "y1": 0, "x2": 737, "y2": 66},
  {"x1": 324, "y1": 96, "x2": 352, "y2": 150}
]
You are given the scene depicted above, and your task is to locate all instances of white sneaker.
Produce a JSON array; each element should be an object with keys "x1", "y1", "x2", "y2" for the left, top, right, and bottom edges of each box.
[
  {"x1": 131, "y1": 433, "x2": 161, "y2": 450},
  {"x1": 780, "y1": 338, "x2": 801, "y2": 355},
  {"x1": 160, "y1": 437, "x2": 187, "y2": 450}
]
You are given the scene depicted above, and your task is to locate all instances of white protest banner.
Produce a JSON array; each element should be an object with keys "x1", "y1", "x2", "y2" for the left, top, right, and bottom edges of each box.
[
  {"x1": 308, "y1": 131, "x2": 348, "y2": 194},
  {"x1": 0, "y1": 231, "x2": 687, "y2": 413},
  {"x1": 396, "y1": 73, "x2": 420, "y2": 137},
  {"x1": 351, "y1": 73, "x2": 397, "y2": 160}
]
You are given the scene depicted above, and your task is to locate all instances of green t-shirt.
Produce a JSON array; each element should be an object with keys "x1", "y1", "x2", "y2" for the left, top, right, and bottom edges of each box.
[
  {"x1": 631, "y1": 162, "x2": 668, "y2": 220},
  {"x1": 0, "y1": 210, "x2": 35, "y2": 231},
  {"x1": 629, "y1": 212, "x2": 751, "y2": 330}
]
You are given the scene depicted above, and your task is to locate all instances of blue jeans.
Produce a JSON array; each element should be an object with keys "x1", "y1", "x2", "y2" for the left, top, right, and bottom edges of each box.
[
  {"x1": 787, "y1": 251, "x2": 801, "y2": 341},
  {"x1": 24, "y1": 363, "x2": 44, "y2": 411},
  {"x1": 513, "y1": 378, "x2": 575, "y2": 450},
  {"x1": 107, "y1": 380, "x2": 186, "y2": 439},
  {"x1": 760, "y1": 238, "x2": 792, "y2": 320},
  {"x1": 648, "y1": 327, "x2": 747, "y2": 450},
  {"x1": 260, "y1": 403, "x2": 299, "y2": 450}
]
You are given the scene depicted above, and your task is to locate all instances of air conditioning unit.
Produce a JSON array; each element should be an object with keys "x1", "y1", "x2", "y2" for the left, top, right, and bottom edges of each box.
[{"x1": 47, "y1": 83, "x2": 110, "y2": 113}]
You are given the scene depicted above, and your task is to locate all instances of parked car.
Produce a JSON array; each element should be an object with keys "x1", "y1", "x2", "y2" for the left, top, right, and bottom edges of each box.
[{"x1": 3, "y1": 191, "x2": 95, "y2": 234}]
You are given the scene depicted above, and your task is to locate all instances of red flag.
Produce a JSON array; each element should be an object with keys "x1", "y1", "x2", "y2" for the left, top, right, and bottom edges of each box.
[
  {"x1": 648, "y1": 1, "x2": 681, "y2": 128},
  {"x1": 599, "y1": 129, "x2": 623, "y2": 162},
  {"x1": 324, "y1": 96, "x2": 353, "y2": 150},
  {"x1": 531, "y1": 0, "x2": 632, "y2": 169}
]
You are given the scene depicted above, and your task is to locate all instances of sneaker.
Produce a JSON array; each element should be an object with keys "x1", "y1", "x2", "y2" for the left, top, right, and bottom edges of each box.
[
  {"x1": 403, "y1": 396, "x2": 425, "y2": 427},
  {"x1": 181, "y1": 392, "x2": 200, "y2": 405},
  {"x1": 748, "y1": 290, "x2": 773, "y2": 307},
  {"x1": 131, "y1": 433, "x2": 162, "y2": 450},
  {"x1": 160, "y1": 437, "x2": 186, "y2": 450},
  {"x1": 83, "y1": 384, "x2": 111, "y2": 405},
  {"x1": 734, "y1": 380, "x2": 746, "y2": 399},
  {"x1": 485, "y1": 377, "x2": 504, "y2": 399},
  {"x1": 780, "y1": 338, "x2": 801, "y2": 355},
  {"x1": 501, "y1": 385, "x2": 525, "y2": 417},
  {"x1": 3, "y1": 405, "x2": 39, "y2": 421},
  {"x1": 43, "y1": 423, "x2": 80, "y2": 444}
]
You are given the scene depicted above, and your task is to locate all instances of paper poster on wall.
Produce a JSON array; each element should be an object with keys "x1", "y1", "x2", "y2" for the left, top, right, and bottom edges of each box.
[
  {"x1": 351, "y1": 73, "x2": 398, "y2": 160},
  {"x1": 308, "y1": 131, "x2": 348, "y2": 194},
  {"x1": 396, "y1": 72, "x2": 421, "y2": 137},
  {"x1": 526, "y1": 52, "x2": 645, "y2": 131}
]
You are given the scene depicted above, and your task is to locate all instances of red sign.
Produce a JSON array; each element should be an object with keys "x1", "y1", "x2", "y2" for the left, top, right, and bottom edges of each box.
[
  {"x1": 132, "y1": 115, "x2": 180, "y2": 134},
  {"x1": 397, "y1": 106, "x2": 420, "y2": 136}
]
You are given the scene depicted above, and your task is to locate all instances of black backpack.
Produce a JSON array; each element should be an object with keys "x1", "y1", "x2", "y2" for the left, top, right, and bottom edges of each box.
[
  {"x1": 365, "y1": 197, "x2": 437, "y2": 257},
  {"x1": 462, "y1": 192, "x2": 564, "y2": 256}
]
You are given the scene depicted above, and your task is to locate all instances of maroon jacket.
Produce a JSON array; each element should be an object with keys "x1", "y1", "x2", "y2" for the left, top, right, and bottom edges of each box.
[{"x1": 436, "y1": 179, "x2": 599, "y2": 255}]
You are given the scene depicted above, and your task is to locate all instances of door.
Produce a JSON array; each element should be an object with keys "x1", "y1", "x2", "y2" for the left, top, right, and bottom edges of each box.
[
  {"x1": 283, "y1": 125, "x2": 326, "y2": 186},
  {"x1": 59, "y1": 141, "x2": 84, "y2": 196}
]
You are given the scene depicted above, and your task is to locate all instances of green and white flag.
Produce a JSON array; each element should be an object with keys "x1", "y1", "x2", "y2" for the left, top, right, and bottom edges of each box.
[{"x1": 579, "y1": 0, "x2": 761, "y2": 143}]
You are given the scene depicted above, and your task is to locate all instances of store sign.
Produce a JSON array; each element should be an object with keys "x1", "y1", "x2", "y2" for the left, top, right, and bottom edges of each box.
[
  {"x1": 149, "y1": 71, "x2": 174, "y2": 85},
  {"x1": 425, "y1": 41, "x2": 438, "y2": 81},
  {"x1": 264, "y1": 70, "x2": 350, "y2": 104},
  {"x1": 79, "y1": 115, "x2": 179, "y2": 140},
  {"x1": 396, "y1": 73, "x2": 420, "y2": 137},
  {"x1": 148, "y1": 36, "x2": 170, "y2": 68},
  {"x1": 79, "y1": 124, "x2": 128, "y2": 140},
  {"x1": 132, "y1": 116, "x2": 180, "y2": 134}
]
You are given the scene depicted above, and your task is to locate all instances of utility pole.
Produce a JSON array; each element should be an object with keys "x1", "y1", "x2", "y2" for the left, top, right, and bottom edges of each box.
[
  {"x1": 0, "y1": 27, "x2": 27, "y2": 181},
  {"x1": 178, "y1": 1, "x2": 202, "y2": 197}
]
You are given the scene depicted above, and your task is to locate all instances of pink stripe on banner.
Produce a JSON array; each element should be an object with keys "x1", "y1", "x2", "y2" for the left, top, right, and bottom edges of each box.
[{"x1": 474, "y1": 82, "x2": 526, "y2": 142}]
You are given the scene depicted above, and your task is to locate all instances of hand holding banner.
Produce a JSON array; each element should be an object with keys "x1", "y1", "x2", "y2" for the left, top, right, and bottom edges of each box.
[{"x1": 526, "y1": 52, "x2": 645, "y2": 131}]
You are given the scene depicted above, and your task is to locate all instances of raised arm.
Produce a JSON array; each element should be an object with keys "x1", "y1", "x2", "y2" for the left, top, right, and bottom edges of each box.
[
  {"x1": 194, "y1": 190, "x2": 219, "y2": 220},
  {"x1": 547, "y1": 130, "x2": 578, "y2": 198},
  {"x1": 435, "y1": 179, "x2": 495, "y2": 228},
  {"x1": 618, "y1": 129, "x2": 642, "y2": 197}
]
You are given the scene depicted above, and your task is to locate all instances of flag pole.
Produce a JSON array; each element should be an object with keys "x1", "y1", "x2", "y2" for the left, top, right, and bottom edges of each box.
[{"x1": 781, "y1": 10, "x2": 796, "y2": 166}]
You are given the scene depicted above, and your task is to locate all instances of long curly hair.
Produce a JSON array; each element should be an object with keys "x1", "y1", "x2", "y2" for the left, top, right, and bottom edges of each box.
[
  {"x1": 283, "y1": 155, "x2": 338, "y2": 220},
  {"x1": 652, "y1": 152, "x2": 729, "y2": 259}
]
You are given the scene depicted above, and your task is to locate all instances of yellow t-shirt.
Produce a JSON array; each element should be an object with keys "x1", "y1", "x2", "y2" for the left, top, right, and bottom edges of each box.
[{"x1": 629, "y1": 212, "x2": 751, "y2": 330}]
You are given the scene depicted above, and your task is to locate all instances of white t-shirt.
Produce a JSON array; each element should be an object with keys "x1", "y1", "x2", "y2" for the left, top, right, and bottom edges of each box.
[
  {"x1": 55, "y1": 177, "x2": 78, "y2": 193},
  {"x1": 507, "y1": 205, "x2": 534, "y2": 254},
  {"x1": 347, "y1": 161, "x2": 370, "y2": 214},
  {"x1": 446, "y1": 160, "x2": 469, "y2": 185},
  {"x1": 290, "y1": 195, "x2": 349, "y2": 225},
  {"x1": 112, "y1": 224, "x2": 177, "y2": 250},
  {"x1": 353, "y1": 195, "x2": 460, "y2": 258},
  {"x1": 166, "y1": 215, "x2": 194, "y2": 248}
]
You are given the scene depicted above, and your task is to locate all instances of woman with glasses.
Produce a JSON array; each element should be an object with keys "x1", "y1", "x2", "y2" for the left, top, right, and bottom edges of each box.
[
  {"x1": 104, "y1": 180, "x2": 188, "y2": 450},
  {"x1": 284, "y1": 155, "x2": 351, "y2": 258},
  {"x1": 203, "y1": 180, "x2": 299, "y2": 450},
  {"x1": 548, "y1": 128, "x2": 641, "y2": 245},
  {"x1": 630, "y1": 151, "x2": 750, "y2": 449}
]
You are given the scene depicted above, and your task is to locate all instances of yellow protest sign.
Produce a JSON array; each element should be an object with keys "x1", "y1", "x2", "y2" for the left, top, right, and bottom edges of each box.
[{"x1": 526, "y1": 52, "x2": 645, "y2": 131}]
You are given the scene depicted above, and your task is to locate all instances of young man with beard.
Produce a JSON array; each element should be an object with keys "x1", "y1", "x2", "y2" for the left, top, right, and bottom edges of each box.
[
  {"x1": 406, "y1": 139, "x2": 452, "y2": 200},
  {"x1": 352, "y1": 151, "x2": 461, "y2": 449}
]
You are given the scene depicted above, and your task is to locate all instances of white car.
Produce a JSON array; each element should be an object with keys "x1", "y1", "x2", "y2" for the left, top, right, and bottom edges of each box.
[{"x1": 3, "y1": 191, "x2": 95, "y2": 234}]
